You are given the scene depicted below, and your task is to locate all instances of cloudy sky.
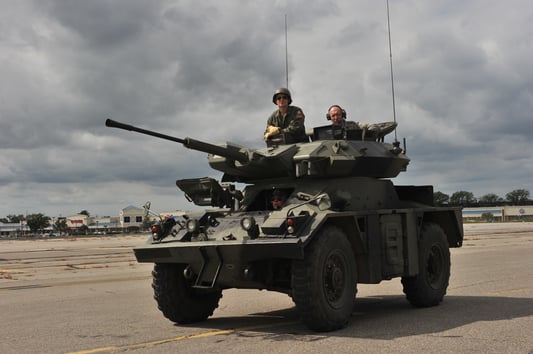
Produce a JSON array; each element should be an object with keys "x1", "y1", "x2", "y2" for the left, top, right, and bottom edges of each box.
[{"x1": 1, "y1": 0, "x2": 532, "y2": 218}]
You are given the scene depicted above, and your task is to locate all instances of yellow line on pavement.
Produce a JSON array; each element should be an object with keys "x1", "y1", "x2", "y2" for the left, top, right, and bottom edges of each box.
[{"x1": 67, "y1": 321, "x2": 299, "y2": 354}]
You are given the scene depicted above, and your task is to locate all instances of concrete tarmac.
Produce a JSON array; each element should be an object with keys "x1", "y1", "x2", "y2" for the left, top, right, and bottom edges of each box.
[{"x1": 1, "y1": 224, "x2": 532, "y2": 353}]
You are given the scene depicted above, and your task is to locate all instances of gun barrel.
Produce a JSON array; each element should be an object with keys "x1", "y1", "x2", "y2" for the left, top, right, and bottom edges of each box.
[
  {"x1": 105, "y1": 119, "x2": 249, "y2": 163},
  {"x1": 106, "y1": 119, "x2": 186, "y2": 144}
]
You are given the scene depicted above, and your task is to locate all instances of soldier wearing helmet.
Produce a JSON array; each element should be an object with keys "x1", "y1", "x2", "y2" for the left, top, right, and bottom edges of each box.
[{"x1": 264, "y1": 88, "x2": 307, "y2": 143}]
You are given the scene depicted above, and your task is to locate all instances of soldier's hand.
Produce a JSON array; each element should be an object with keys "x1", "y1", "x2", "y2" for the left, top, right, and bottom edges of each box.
[{"x1": 266, "y1": 126, "x2": 281, "y2": 135}]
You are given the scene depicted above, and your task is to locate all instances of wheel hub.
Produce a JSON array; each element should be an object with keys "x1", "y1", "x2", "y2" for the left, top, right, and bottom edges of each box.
[
  {"x1": 427, "y1": 244, "x2": 444, "y2": 288},
  {"x1": 324, "y1": 253, "x2": 345, "y2": 303}
]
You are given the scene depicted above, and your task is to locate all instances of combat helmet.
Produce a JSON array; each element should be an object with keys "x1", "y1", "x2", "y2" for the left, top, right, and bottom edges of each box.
[{"x1": 272, "y1": 88, "x2": 292, "y2": 105}]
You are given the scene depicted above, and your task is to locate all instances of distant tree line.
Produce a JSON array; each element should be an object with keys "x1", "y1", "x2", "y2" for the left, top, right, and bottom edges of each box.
[
  {"x1": 433, "y1": 189, "x2": 531, "y2": 207},
  {"x1": 0, "y1": 210, "x2": 90, "y2": 234},
  {"x1": 2, "y1": 191, "x2": 532, "y2": 232}
]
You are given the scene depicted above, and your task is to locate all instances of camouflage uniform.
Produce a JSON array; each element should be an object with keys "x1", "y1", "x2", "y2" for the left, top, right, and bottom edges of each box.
[{"x1": 265, "y1": 106, "x2": 307, "y2": 143}]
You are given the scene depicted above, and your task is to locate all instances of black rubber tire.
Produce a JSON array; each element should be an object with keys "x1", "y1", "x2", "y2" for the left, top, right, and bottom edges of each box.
[
  {"x1": 402, "y1": 222, "x2": 450, "y2": 307},
  {"x1": 152, "y1": 263, "x2": 222, "y2": 324},
  {"x1": 292, "y1": 226, "x2": 357, "y2": 332}
]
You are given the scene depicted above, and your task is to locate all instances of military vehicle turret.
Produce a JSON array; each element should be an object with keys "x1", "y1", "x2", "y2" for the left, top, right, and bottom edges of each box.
[{"x1": 106, "y1": 117, "x2": 463, "y2": 332}]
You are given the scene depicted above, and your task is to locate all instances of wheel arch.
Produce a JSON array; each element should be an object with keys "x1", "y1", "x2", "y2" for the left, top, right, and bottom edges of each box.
[
  {"x1": 421, "y1": 209, "x2": 463, "y2": 247},
  {"x1": 319, "y1": 216, "x2": 365, "y2": 250}
]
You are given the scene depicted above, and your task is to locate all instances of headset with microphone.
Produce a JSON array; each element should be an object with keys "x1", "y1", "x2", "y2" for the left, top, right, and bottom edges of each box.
[{"x1": 326, "y1": 105, "x2": 347, "y2": 120}]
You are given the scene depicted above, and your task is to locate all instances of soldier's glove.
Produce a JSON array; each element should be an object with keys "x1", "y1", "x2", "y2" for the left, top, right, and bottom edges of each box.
[
  {"x1": 264, "y1": 126, "x2": 281, "y2": 140},
  {"x1": 266, "y1": 126, "x2": 281, "y2": 135}
]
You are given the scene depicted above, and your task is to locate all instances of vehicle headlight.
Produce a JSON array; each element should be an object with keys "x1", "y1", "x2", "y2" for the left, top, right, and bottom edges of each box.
[
  {"x1": 286, "y1": 218, "x2": 295, "y2": 234},
  {"x1": 186, "y1": 219, "x2": 199, "y2": 233},
  {"x1": 240, "y1": 216, "x2": 256, "y2": 231},
  {"x1": 151, "y1": 224, "x2": 160, "y2": 240}
]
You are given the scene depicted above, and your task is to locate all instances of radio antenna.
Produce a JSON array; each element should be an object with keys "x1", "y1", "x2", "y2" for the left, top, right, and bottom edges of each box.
[
  {"x1": 386, "y1": 0, "x2": 398, "y2": 142},
  {"x1": 285, "y1": 14, "x2": 289, "y2": 88}
]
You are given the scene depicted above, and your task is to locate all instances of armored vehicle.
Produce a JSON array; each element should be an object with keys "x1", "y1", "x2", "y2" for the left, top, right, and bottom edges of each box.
[{"x1": 106, "y1": 118, "x2": 463, "y2": 332}]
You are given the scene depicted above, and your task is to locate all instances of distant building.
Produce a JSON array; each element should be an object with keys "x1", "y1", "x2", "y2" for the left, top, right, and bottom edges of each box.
[
  {"x1": 88, "y1": 216, "x2": 120, "y2": 233},
  {"x1": 503, "y1": 205, "x2": 533, "y2": 220},
  {"x1": 0, "y1": 221, "x2": 30, "y2": 237},
  {"x1": 463, "y1": 205, "x2": 533, "y2": 221},
  {"x1": 119, "y1": 205, "x2": 145, "y2": 231},
  {"x1": 66, "y1": 214, "x2": 91, "y2": 230}
]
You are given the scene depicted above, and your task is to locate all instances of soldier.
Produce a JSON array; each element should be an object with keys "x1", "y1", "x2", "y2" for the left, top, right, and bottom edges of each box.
[
  {"x1": 327, "y1": 105, "x2": 348, "y2": 127},
  {"x1": 327, "y1": 105, "x2": 364, "y2": 130},
  {"x1": 264, "y1": 88, "x2": 307, "y2": 143},
  {"x1": 271, "y1": 189, "x2": 287, "y2": 210},
  {"x1": 326, "y1": 105, "x2": 361, "y2": 139},
  {"x1": 326, "y1": 104, "x2": 397, "y2": 141}
]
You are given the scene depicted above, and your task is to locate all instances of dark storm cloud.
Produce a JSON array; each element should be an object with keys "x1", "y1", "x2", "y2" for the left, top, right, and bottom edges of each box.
[
  {"x1": 1, "y1": 0, "x2": 533, "y2": 217},
  {"x1": 43, "y1": 0, "x2": 158, "y2": 48},
  {"x1": 24, "y1": 1, "x2": 290, "y2": 131}
]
